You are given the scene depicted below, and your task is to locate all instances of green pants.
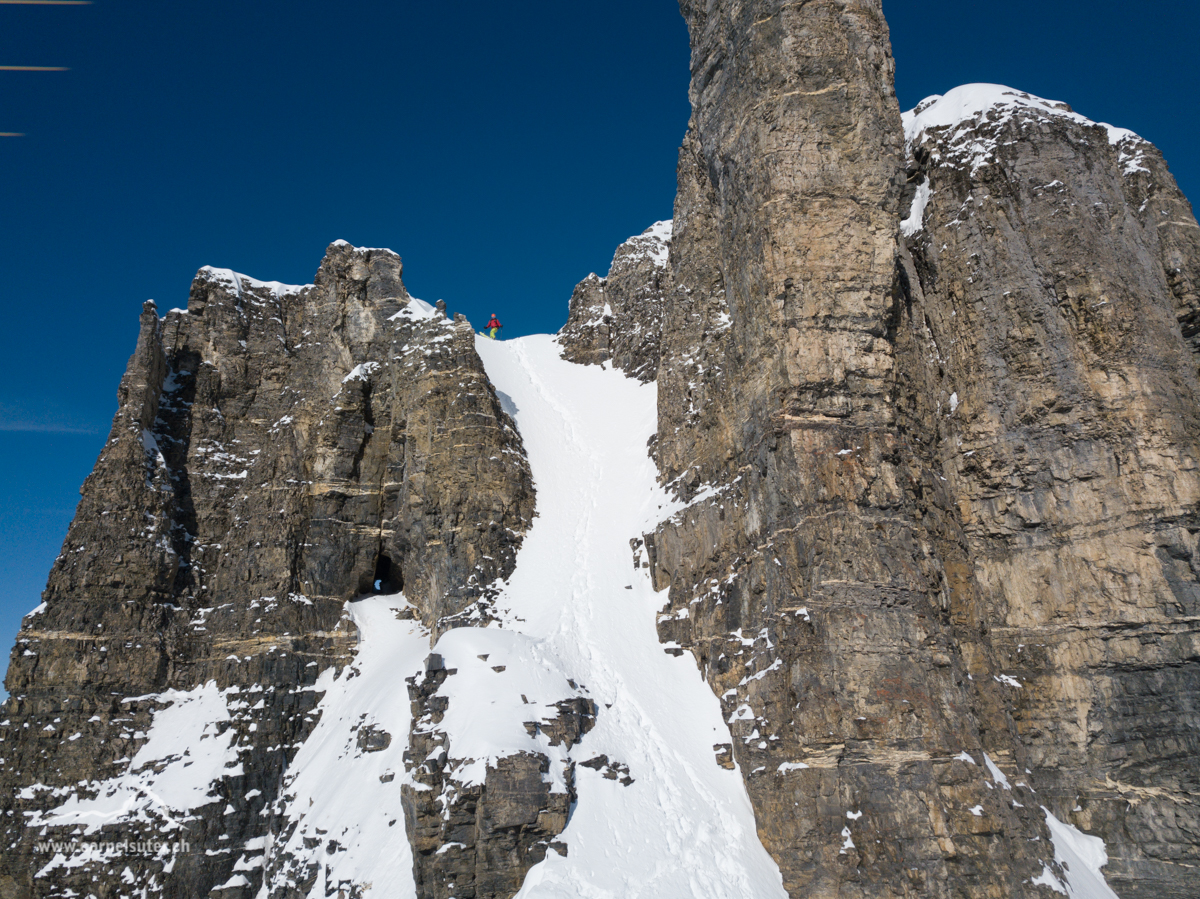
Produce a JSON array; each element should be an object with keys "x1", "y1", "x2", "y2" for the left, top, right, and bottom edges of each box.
[{"x1": 488, "y1": 327, "x2": 500, "y2": 339}]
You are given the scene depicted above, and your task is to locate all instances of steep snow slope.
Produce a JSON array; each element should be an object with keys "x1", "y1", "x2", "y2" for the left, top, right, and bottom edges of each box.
[
  {"x1": 471, "y1": 335, "x2": 787, "y2": 899},
  {"x1": 258, "y1": 595, "x2": 430, "y2": 897}
]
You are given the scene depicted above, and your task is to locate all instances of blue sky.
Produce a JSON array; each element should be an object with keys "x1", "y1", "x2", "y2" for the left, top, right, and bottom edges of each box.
[{"x1": 2, "y1": 0, "x2": 1197, "y2": 682}]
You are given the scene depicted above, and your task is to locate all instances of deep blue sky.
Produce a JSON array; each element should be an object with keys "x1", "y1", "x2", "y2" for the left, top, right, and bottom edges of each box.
[{"x1": 2, "y1": 0, "x2": 1197, "y2": 684}]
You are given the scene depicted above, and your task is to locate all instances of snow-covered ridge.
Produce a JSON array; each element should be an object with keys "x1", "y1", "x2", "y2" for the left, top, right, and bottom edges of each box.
[
  {"x1": 194, "y1": 242, "x2": 402, "y2": 307},
  {"x1": 903, "y1": 84, "x2": 1150, "y2": 177},
  {"x1": 329, "y1": 239, "x2": 399, "y2": 255},
  {"x1": 387, "y1": 295, "x2": 439, "y2": 322},
  {"x1": 198, "y1": 266, "x2": 309, "y2": 299}
]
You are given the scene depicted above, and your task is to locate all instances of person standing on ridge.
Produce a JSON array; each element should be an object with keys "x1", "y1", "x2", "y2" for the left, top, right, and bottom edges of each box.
[{"x1": 485, "y1": 313, "x2": 503, "y2": 340}]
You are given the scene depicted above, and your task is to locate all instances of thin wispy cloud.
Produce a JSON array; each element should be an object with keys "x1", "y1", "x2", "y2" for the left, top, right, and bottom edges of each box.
[
  {"x1": 0, "y1": 404, "x2": 106, "y2": 435},
  {"x1": 0, "y1": 421, "x2": 103, "y2": 434}
]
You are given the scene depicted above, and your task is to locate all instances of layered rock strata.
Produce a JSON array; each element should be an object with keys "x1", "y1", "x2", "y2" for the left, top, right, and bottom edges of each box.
[
  {"x1": 899, "y1": 85, "x2": 1200, "y2": 899},
  {"x1": 649, "y1": 2, "x2": 1056, "y2": 895},
  {"x1": 0, "y1": 243, "x2": 535, "y2": 899},
  {"x1": 641, "y1": 2, "x2": 1200, "y2": 898}
]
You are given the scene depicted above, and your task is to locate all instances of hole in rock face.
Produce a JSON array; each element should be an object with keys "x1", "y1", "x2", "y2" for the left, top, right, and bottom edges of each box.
[{"x1": 371, "y1": 553, "x2": 402, "y2": 595}]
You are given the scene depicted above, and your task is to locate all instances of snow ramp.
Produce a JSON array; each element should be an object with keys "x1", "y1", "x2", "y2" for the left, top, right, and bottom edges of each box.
[{"x1": 472, "y1": 334, "x2": 786, "y2": 898}]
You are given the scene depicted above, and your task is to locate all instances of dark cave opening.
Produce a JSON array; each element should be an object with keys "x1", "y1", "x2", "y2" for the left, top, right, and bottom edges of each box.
[{"x1": 372, "y1": 553, "x2": 402, "y2": 595}]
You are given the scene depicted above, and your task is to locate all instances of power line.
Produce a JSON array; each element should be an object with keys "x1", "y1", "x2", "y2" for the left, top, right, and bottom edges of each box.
[
  {"x1": 0, "y1": 65, "x2": 68, "y2": 71},
  {"x1": 0, "y1": 2, "x2": 92, "y2": 5},
  {"x1": 0, "y1": 133, "x2": 25, "y2": 137}
]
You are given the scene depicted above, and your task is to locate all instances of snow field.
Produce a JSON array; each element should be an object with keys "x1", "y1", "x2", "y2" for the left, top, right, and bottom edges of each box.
[
  {"x1": 257, "y1": 594, "x2": 430, "y2": 897},
  {"x1": 474, "y1": 335, "x2": 786, "y2": 899},
  {"x1": 263, "y1": 334, "x2": 785, "y2": 898}
]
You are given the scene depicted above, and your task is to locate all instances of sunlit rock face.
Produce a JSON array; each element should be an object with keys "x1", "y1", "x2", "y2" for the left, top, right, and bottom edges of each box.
[
  {"x1": 649, "y1": 3, "x2": 1054, "y2": 895},
  {"x1": 898, "y1": 84, "x2": 1200, "y2": 899},
  {"x1": 558, "y1": 220, "x2": 674, "y2": 383},
  {"x1": 636, "y1": 2, "x2": 1200, "y2": 898}
]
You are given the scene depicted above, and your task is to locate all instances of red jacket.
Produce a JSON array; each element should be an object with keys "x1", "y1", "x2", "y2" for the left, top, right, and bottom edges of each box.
[{"x1": 486, "y1": 317, "x2": 502, "y2": 329}]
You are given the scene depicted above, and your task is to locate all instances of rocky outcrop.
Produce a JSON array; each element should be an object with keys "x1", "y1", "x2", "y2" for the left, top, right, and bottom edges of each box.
[
  {"x1": 557, "y1": 221, "x2": 673, "y2": 382},
  {"x1": 0, "y1": 242, "x2": 535, "y2": 898},
  {"x1": 898, "y1": 85, "x2": 1200, "y2": 899},
  {"x1": 400, "y1": 654, "x2": 594, "y2": 899}
]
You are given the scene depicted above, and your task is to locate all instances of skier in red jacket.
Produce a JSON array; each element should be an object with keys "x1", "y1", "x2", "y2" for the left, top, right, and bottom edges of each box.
[{"x1": 485, "y1": 314, "x2": 503, "y2": 340}]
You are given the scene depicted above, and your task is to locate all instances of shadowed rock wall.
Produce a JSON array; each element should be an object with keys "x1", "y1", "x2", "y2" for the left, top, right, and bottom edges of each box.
[{"x1": 0, "y1": 243, "x2": 534, "y2": 899}]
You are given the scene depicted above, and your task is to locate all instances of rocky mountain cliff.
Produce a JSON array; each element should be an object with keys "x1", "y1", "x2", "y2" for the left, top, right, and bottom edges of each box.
[
  {"x1": 4, "y1": 1, "x2": 1200, "y2": 898},
  {"x1": 0, "y1": 244, "x2": 537, "y2": 897},
  {"x1": 897, "y1": 84, "x2": 1200, "y2": 898},
  {"x1": 558, "y1": 220, "x2": 673, "y2": 382},
  {"x1": 649, "y1": 4, "x2": 1062, "y2": 895}
]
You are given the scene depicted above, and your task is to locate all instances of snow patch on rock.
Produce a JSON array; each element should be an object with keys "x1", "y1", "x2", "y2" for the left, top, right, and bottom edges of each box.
[
  {"x1": 388, "y1": 295, "x2": 439, "y2": 322},
  {"x1": 198, "y1": 266, "x2": 308, "y2": 298},
  {"x1": 1042, "y1": 808, "x2": 1121, "y2": 899},
  {"x1": 903, "y1": 84, "x2": 1150, "y2": 178},
  {"x1": 429, "y1": 627, "x2": 590, "y2": 792},
  {"x1": 37, "y1": 681, "x2": 238, "y2": 835},
  {"x1": 619, "y1": 220, "x2": 673, "y2": 270},
  {"x1": 901, "y1": 179, "x2": 932, "y2": 237}
]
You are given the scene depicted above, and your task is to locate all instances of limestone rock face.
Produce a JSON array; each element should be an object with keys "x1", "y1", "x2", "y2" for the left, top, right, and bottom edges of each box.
[
  {"x1": 642, "y1": 3, "x2": 1200, "y2": 899},
  {"x1": 899, "y1": 85, "x2": 1200, "y2": 899},
  {"x1": 558, "y1": 221, "x2": 673, "y2": 382},
  {"x1": 0, "y1": 243, "x2": 535, "y2": 899},
  {"x1": 649, "y1": 3, "x2": 1057, "y2": 895}
]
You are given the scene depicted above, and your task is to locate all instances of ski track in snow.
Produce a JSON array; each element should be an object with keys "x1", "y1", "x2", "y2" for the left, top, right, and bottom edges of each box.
[{"x1": 474, "y1": 335, "x2": 786, "y2": 899}]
